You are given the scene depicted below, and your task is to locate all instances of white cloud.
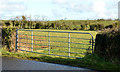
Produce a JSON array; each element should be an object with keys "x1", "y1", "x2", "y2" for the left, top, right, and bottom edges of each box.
[
  {"x1": 91, "y1": 0, "x2": 118, "y2": 19},
  {"x1": 52, "y1": 0, "x2": 68, "y2": 4},
  {"x1": 52, "y1": 0, "x2": 118, "y2": 19},
  {"x1": 0, "y1": 0, "x2": 118, "y2": 20},
  {"x1": 0, "y1": 0, "x2": 27, "y2": 11},
  {"x1": 68, "y1": 3, "x2": 91, "y2": 13},
  {"x1": 92, "y1": 0, "x2": 106, "y2": 13},
  {"x1": 0, "y1": 0, "x2": 27, "y2": 19}
]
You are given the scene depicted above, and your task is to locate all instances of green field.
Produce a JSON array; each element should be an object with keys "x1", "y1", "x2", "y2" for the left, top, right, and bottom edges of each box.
[
  {"x1": 17, "y1": 29, "x2": 97, "y2": 58},
  {"x1": 46, "y1": 20, "x2": 118, "y2": 26}
]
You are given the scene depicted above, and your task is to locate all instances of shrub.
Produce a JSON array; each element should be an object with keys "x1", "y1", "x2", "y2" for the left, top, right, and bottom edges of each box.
[
  {"x1": 51, "y1": 23, "x2": 55, "y2": 28},
  {"x1": 105, "y1": 25, "x2": 113, "y2": 29},
  {"x1": 97, "y1": 24, "x2": 105, "y2": 30},
  {"x1": 89, "y1": 24, "x2": 96, "y2": 30},
  {"x1": 5, "y1": 21, "x2": 11, "y2": 26},
  {"x1": 81, "y1": 24, "x2": 86, "y2": 30},
  {"x1": 114, "y1": 22, "x2": 118, "y2": 27},
  {"x1": 15, "y1": 21, "x2": 20, "y2": 27},
  {"x1": 94, "y1": 29, "x2": 120, "y2": 62},
  {"x1": 2, "y1": 27, "x2": 16, "y2": 51},
  {"x1": 35, "y1": 22, "x2": 43, "y2": 29},
  {"x1": 108, "y1": 25, "x2": 113, "y2": 28}
]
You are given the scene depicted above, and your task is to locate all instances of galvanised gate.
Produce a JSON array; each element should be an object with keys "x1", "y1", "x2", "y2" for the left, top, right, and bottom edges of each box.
[{"x1": 16, "y1": 29, "x2": 94, "y2": 58}]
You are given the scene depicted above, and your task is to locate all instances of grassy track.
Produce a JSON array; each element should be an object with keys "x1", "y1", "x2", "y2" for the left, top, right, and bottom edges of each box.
[{"x1": 18, "y1": 29, "x2": 97, "y2": 58}]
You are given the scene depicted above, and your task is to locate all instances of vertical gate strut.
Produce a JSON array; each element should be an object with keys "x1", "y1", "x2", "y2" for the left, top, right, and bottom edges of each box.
[{"x1": 16, "y1": 29, "x2": 18, "y2": 52}]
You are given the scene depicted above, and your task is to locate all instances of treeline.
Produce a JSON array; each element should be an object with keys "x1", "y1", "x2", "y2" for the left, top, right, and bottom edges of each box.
[
  {"x1": 2, "y1": 20, "x2": 118, "y2": 31},
  {"x1": 1, "y1": 16, "x2": 119, "y2": 31}
]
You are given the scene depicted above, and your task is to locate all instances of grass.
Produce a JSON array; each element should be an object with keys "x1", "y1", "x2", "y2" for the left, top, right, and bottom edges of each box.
[
  {"x1": 17, "y1": 29, "x2": 97, "y2": 58},
  {"x1": 2, "y1": 48, "x2": 120, "y2": 71},
  {"x1": 45, "y1": 20, "x2": 118, "y2": 26}
]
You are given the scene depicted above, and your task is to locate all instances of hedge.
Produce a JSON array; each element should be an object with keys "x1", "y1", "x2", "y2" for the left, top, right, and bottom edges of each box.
[
  {"x1": 2, "y1": 27, "x2": 16, "y2": 52},
  {"x1": 94, "y1": 29, "x2": 120, "y2": 62}
]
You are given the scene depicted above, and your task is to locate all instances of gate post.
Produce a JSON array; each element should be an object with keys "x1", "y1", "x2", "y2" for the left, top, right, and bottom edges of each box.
[
  {"x1": 16, "y1": 29, "x2": 18, "y2": 52},
  {"x1": 68, "y1": 32, "x2": 70, "y2": 57}
]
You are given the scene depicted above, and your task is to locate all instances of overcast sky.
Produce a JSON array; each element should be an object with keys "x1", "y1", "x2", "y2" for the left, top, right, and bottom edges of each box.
[{"x1": 0, "y1": 0, "x2": 119, "y2": 20}]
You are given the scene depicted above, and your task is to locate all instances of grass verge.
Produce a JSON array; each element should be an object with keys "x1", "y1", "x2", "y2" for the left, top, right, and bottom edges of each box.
[{"x1": 1, "y1": 48, "x2": 120, "y2": 71}]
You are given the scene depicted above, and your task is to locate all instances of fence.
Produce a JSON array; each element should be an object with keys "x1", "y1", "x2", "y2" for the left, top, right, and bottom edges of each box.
[{"x1": 16, "y1": 29, "x2": 95, "y2": 58}]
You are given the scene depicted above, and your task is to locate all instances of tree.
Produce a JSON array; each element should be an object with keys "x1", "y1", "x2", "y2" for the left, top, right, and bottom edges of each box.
[
  {"x1": 51, "y1": 23, "x2": 55, "y2": 28},
  {"x1": 22, "y1": 16, "x2": 26, "y2": 21},
  {"x1": 81, "y1": 24, "x2": 86, "y2": 30},
  {"x1": 35, "y1": 22, "x2": 43, "y2": 29}
]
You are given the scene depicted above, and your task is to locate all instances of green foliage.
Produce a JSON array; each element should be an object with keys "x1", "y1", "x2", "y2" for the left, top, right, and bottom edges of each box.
[
  {"x1": 81, "y1": 24, "x2": 86, "y2": 30},
  {"x1": 2, "y1": 27, "x2": 16, "y2": 51},
  {"x1": 51, "y1": 23, "x2": 55, "y2": 28},
  {"x1": 5, "y1": 21, "x2": 11, "y2": 26},
  {"x1": 22, "y1": 16, "x2": 26, "y2": 21},
  {"x1": 1, "y1": 19, "x2": 118, "y2": 31},
  {"x1": 35, "y1": 22, "x2": 43, "y2": 29},
  {"x1": 97, "y1": 24, "x2": 105, "y2": 30},
  {"x1": 94, "y1": 29, "x2": 120, "y2": 63},
  {"x1": 105, "y1": 24, "x2": 113, "y2": 29},
  {"x1": 90, "y1": 24, "x2": 95, "y2": 30}
]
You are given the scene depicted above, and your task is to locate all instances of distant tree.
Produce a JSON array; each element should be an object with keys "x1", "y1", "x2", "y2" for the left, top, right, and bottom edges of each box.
[
  {"x1": 81, "y1": 24, "x2": 86, "y2": 30},
  {"x1": 35, "y1": 22, "x2": 43, "y2": 29},
  {"x1": 90, "y1": 25, "x2": 95, "y2": 30},
  {"x1": 97, "y1": 24, "x2": 105, "y2": 30},
  {"x1": 5, "y1": 22, "x2": 10, "y2": 26},
  {"x1": 51, "y1": 23, "x2": 55, "y2": 28},
  {"x1": 97, "y1": 19, "x2": 105, "y2": 21},
  {"x1": 22, "y1": 16, "x2": 26, "y2": 21},
  {"x1": 12, "y1": 20, "x2": 15, "y2": 27}
]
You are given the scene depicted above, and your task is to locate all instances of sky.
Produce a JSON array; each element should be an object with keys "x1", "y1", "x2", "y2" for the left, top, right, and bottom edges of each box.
[{"x1": 0, "y1": 0, "x2": 119, "y2": 20}]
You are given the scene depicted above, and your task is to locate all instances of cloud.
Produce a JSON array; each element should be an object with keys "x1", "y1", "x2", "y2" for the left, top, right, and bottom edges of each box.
[
  {"x1": 0, "y1": 0, "x2": 27, "y2": 19},
  {"x1": 92, "y1": 0, "x2": 118, "y2": 19},
  {"x1": 52, "y1": 0, "x2": 68, "y2": 4},
  {"x1": 67, "y1": 3, "x2": 92, "y2": 13},
  {"x1": 51, "y1": 0, "x2": 118, "y2": 20},
  {"x1": 0, "y1": 0, "x2": 118, "y2": 20},
  {"x1": 0, "y1": 0, "x2": 27, "y2": 11},
  {"x1": 92, "y1": 0, "x2": 106, "y2": 13}
]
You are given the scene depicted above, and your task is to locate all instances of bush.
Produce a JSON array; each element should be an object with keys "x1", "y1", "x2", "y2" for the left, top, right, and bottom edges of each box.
[
  {"x1": 35, "y1": 22, "x2": 43, "y2": 29},
  {"x1": 81, "y1": 24, "x2": 86, "y2": 30},
  {"x1": 5, "y1": 21, "x2": 11, "y2": 26},
  {"x1": 105, "y1": 25, "x2": 113, "y2": 29},
  {"x1": 51, "y1": 23, "x2": 55, "y2": 28},
  {"x1": 97, "y1": 24, "x2": 105, "y2": 30},
  {"x1": 15, "y1": 21, "x2": 20, "y2": 27},
  {"x1": 89, "y1": 24, "x2": 96, "y2": 30},
  {"x1": 2, "y1": 27, "x2": 16, "y2": 51},
  {"x1": 94, "y1": 29, "x2": 120, "y2": 62}
]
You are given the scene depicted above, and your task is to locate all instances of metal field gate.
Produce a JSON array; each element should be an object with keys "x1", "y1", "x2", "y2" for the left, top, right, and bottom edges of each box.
[{"x1": 16, "y1": 29, "x2": 95, "y2": 58}]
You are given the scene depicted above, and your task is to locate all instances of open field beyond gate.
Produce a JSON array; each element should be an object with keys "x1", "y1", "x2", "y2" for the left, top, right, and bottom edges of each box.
[{"x1": 17, "y1": 29, "x2": 97, "y2": 58}]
